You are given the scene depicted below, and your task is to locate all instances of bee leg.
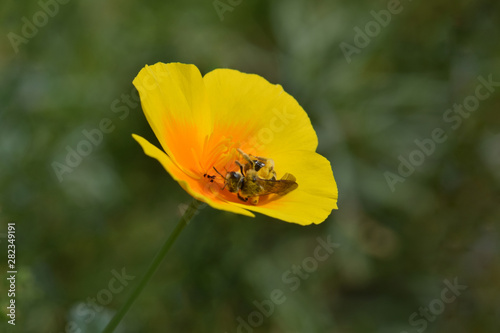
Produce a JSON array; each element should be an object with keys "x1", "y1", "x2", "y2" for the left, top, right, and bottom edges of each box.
[
  {"x1": 237, "y1": 193, "x2": 248, "y2": 202},
  {"x1": 237, "y1": 148, "x2": 254, "y2": 164},
  {"x1": 249, "y1": 196, "x2": 259, "y2": 205},
  {"x1": 235, "y1": 160, "x2": 246, "y2": 175}
]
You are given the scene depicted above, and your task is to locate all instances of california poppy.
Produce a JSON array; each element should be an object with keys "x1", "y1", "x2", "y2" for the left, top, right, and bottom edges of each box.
[{"x1": 133, "y1": 62, "x2": 337, "y2": 225}]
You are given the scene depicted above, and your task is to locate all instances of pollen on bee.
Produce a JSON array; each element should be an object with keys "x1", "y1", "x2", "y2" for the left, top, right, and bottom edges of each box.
[{"x1": 212, "y1": 149, "x2": 297, "y2": 205}]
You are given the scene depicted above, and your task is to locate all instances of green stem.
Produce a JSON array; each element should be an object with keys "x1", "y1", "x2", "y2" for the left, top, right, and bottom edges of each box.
[{"x1": 102, "y1": 200, "x2": 200, "y2": 333}]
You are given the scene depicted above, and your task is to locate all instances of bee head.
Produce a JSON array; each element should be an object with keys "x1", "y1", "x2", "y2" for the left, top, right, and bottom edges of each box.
[
  {"x1": 213, "y1": 167, "x2": 243, "y2": 193},
  {"x1": 225, "y1": 171, "x2": 243, "y2": 192},
  {"x1": 253, "y1": 160, "x2": 265, "y2": 172}
]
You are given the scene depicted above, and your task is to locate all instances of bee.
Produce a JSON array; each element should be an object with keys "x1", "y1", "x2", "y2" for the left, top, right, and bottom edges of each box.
[
  {"x1": 213, "y1": 150, "x2": 298, "y2": 205},
  {"x1": 236, "y1": 148, "x2": 277, "y2": 180}
]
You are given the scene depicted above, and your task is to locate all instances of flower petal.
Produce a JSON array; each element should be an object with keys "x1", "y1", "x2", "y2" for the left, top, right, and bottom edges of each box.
[
  {"x1": 203, "y1": 68, "x2": 318, "y2": 157},
  {"x1": 132, "y1": 134, "x2": 255, "y2": 218},
  {"x1": 133, "y1": 63, "x2": 211, "y2": 177},
  {"x1": 235, "y1": 150, "x2": 338, "y2": 225}
]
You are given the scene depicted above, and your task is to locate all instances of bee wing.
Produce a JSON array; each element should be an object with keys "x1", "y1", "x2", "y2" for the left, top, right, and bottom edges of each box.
[
  {"x1": 280, "y1": 173, "x2": 296, "y2": 182},
  {"x1": 256, "y1": 173, "x2": 298, "y2": 197}
]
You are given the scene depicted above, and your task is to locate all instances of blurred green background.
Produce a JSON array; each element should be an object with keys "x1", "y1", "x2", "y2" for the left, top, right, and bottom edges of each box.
[{"x1": 1, "y1": 0, "x2": 500, "y2": 332}]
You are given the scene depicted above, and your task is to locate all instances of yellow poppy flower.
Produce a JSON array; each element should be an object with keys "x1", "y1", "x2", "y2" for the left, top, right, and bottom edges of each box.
[{"x1": 132, "y1": 62, "x2": 338, "y2": 225}]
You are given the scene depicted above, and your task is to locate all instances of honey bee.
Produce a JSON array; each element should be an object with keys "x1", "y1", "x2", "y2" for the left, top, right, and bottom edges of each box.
[
  {"x1": 213, "y1": 149, "x2": 298, "y2": 205},
  {"x1": 236, "y1": 148, "x2": 277, "y2": 180}
]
